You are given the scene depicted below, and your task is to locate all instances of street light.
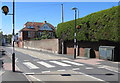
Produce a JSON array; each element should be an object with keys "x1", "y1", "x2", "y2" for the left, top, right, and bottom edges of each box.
[
  {"x1": 1, "y1": 0, "x2": 15, "y2": 72},
  {"x1": 72, "y1": 7, "x2": 77, "y2": 59}
]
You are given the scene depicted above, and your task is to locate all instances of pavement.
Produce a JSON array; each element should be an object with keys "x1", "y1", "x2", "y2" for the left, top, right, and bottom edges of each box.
[
  {"x1": 0, "y1": 46, "x2": 119, "y2": 83},
  {"x1": 0, "y1": 47, "x2": 30, "y2": 83}
]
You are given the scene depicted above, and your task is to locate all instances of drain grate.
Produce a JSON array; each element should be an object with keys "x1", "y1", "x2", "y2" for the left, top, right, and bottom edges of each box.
[
  {"x1": 105, "y1": 73, "x2": 114, "y2": 76},
  {"x1": 61, "y1": 74, "x2": 71, "y2": 76}
]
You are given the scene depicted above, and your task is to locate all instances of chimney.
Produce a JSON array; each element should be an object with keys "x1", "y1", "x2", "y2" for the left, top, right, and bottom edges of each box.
[{"x1": 44, "y1": 21, "x2": 47, "y2": 24}]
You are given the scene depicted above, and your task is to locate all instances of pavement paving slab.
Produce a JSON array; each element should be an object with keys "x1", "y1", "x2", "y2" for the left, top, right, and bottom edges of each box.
[{"x1": 2, "y1": 70, "x2": 28, "y2": 81}]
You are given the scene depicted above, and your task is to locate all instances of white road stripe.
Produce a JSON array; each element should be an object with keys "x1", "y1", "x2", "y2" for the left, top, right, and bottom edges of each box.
[
  {"x1": 29, "y1": 75, "x2": 42, "y2": 81},
  {"x1": 98, "y1": 66, "x2": 105, "y2": 68},
  {"x1": 50, "y1": 61, "x2": 71, "y2": 66},
  {"x1": 23, "y1": 62, "x2": 39, "y2": 69},
  {"x1": 85, "y1": 67, "x2": 93, "y2": 70},
  {"x1": 62, "y1": 60, "x2": 84, "y2": 66},
  {"x1": 42, "y1": 71, "x2": 50, "y2": 73},
  {"x1": 98, "y1": 65, "x2": 119, "y2": 73},
  {"x1": 0, "y1": 71, "x2": 5, "y2": 76},
  {"x1": 25, "y1": 72, "x2": 35, "y2": 75},
  {"x1": 72, "y1": 68, "x2": 80, "y2": 70},
  {"x1": 37, "y1": 61, "x2": 55, "y2": 68},
  {"x1": 79, "y1": 72, "x2": 105, "y2": 81},
  {"x1": 15, "y1": 58, "x2": 18, "y2": 62},
  {"x1": 104, "y1": 67, "x2": 119, "y2": 73},
  {"x1": 57, "y1": 70, "x2": 66, "y2": 71},
  {"x1": 24, "y1": 60, "x2": 29, "y2": 61}
]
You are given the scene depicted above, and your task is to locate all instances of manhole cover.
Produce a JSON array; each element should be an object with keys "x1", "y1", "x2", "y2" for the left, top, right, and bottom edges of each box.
[{"x1": 105, "y1": 73, "x2": 114, "y2": 75}]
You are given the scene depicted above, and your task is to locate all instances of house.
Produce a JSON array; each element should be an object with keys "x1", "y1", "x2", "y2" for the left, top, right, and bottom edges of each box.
[
  {"x1": 17, "y1": 21, "x2": 55, "y2": 48},
  {"x1": 18, "y1": 21, "x2": 55, "y2": 41}
]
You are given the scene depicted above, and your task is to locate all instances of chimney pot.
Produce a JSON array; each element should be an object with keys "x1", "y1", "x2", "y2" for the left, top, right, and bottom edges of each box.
[{"x1": 44, "y1": 21, "x2": 47, "y2": 23}]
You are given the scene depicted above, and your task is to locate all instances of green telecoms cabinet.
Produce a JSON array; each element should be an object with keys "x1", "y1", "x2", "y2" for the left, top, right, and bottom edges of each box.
[
  {"x1": 84, "y1": 48, "x2": 91, "y2": 58},
  {"x1": 99, "y1": 46, "x2": 115, "y2": 61}
]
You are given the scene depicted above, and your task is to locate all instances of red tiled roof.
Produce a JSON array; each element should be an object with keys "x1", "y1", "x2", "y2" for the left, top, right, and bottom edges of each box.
[
  {"x1": 20, "y1": 28, "x2": 36, "y2": 31},
  {"x1": 20, "y1": 21, "x2": 55, "y2": 32}
]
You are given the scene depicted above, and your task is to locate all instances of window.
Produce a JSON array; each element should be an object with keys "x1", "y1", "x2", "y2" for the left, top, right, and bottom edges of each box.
[
  {"x1": 48, "y1": 32, "x2": 53, "y2": 37},
  {"x1": 27, "y1": 26, "x2": 34, "y2": 28},
  {"x1": 18, "y1": 32, "x2": 21, "y2": 37},
  {"x1": 28, "y1": 31, "x2": 31, "y2": 37},
  {"x1": 39, "y1": 32, "x2": 42, "y2": 36},
  {"x1": 38, "y1": 26, "x2": 40, "y2": 28}
]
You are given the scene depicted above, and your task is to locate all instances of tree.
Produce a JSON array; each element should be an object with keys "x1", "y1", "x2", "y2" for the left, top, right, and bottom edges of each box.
[
  {"x1": 41, "y1": 31, "x2": 51, "y2": 39},
  {"x1": 7, "y1": 34, "x2": 12, "y2": 44},
  {"x1": 0, "y1": 31, "x2": 3, "y2": 46}
]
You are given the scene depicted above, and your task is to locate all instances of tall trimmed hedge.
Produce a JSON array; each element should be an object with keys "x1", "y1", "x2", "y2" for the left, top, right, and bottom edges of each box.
[{"x1": 56, "y1": 6, "x2": 120, "y2": 42}]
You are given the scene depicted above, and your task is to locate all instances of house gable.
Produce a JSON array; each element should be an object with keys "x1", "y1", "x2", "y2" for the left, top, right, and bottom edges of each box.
[{"x1": 40, "y1": 24, "x2": 53, "y2": 31}]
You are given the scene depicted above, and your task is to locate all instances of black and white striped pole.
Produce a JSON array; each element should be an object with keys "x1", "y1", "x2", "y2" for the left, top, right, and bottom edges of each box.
[{"x1": 72, "y1": 7, "x2": 77, "y2": 59}]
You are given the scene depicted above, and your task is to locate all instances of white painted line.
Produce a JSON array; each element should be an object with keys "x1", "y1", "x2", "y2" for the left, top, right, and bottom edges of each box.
[
  {"x1": 62, "y1": 60, "x2": 84, "y2": 66},
  {"x1": 15, "y1": 58, "x2": 18, "y2": 62},
  {"x1": 24, "y1": 60, "x2": 29, "y2": 61},
  {"x1": 25, "y1": 72, "x2": 35, "y2": 75},
  {"x1": 23, "y1": 62, "x2": 39, "y2": 69},
  {"x1": 29, "y1": 75, "x2": 42, "y2": 81},
  {"x1": 85, "y1": 67, "x2": 93, "y2": 70},
  {"x1": 57, "y1": 70, "x2": 66, "y2": 71},
  {"x1": 98, "y1": 65, "x2": 119, "y2": 73},
  {"x1": 50, "y1": 61, "x2": 71, "y2": 66},
  {"x1": 104, "y1": 67, "x2": 119, "y2": 73},
  {"x1": 33, "y1": 59, "x2": 39, "y2": 61},
  {"x1": 41, "y1": 71, "x2": 50, "y2": 73},
  {"x1": 98, "y1": 66, "x2": 105, "y2": 68},
  {"x1": 79, "y1": 72, "x2": 105, "y2": 81},
  {"x1": 0, "y1": 71, "x2": 5, "y2": 76},
  {"x1": 72, "y1": 68, "x2": 80, "y2": 70},
  {"x1": 37, "y1": 61, "x2": 55, "y2": 68}
]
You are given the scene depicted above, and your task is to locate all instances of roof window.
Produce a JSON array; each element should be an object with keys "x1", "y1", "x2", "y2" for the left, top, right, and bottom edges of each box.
[{"x1": 27, "y1": 26, "x2": 34, "y2": 28}]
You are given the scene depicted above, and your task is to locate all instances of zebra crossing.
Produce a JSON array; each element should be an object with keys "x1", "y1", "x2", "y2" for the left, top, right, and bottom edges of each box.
[
  {"x1": 37, "y1": 61, "x2": 55, "y2": 68},
  {"x1": 50, "y1": 61, "x2": 71, "y2": 66},
  {"x1": 23, "y1": 62, "x2": 39, "y2": 69},
  {"x1": 23, "y1": 60, "x2": 84, "y2": 70}
]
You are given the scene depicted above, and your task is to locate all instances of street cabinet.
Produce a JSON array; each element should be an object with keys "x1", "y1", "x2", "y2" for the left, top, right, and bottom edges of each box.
[
  {"x1": 84, "y1": 48, "x2": 91, "y2": 58},
  {"x1": 99, "y1": 46, "x2": 115, "y2": 61}
]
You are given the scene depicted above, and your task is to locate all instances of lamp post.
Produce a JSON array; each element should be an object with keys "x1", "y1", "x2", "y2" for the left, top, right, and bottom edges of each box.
[
  {"x1": 72, "y1": 7, "x2": 77, "y2": 59},
  {"x1": 78, "y1": 9, "x2": 79, "y2": 19},
  {"x1": 1, "y1": 0, "x2": 15, "y2": 72}
]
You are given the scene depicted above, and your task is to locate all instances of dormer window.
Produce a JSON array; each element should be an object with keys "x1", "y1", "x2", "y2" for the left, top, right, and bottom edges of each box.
[
  {"x1": 38, "y1": 26, "x2": 40, "y2": 28},
  {"x1": 27, "y1": 26, "x2": 34, "y2": 28}
]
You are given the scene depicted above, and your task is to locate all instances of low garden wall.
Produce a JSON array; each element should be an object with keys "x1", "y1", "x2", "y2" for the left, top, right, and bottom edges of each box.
[{"x1": 23, "y1": 39, "x2": 59, "y2": 53}]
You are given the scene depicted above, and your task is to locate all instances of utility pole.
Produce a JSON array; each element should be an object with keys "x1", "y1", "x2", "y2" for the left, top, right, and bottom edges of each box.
[
  {"x1": 78, "y1": 10, "x2": 79, "y2": 19},
  {"x1": 61, "y1": 4, "x2": 64, "y2": 54},
  {"x1": 12, "y1": 0, "x2": 15, "y2": 72},
  {"x1": 61, "y1": 4, "x2": 64, "y2": 23}
]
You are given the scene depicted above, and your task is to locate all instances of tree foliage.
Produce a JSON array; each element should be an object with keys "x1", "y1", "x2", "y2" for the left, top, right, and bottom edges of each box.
[{"x1": 56, "y1": 6, "x2": 119, "y2": 42}]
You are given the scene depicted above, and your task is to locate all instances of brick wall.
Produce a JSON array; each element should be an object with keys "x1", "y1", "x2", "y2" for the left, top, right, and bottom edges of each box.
[
  {"x1": 64, "y1": 40, "x2": 120, "y2": 61},
  {"x1": 64, "y1": 41, "x2": 101, "y2": 58}
]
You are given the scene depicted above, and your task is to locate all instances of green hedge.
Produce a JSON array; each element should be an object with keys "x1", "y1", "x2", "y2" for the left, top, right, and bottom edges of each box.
[{"x1": 56, "y1": 6, "x2": 120, "y2": 42}]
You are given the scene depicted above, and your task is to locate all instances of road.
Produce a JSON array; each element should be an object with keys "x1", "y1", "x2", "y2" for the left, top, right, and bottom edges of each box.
[{"x1": 2, "y1": 46, "x2": 119, "y2": 83}]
